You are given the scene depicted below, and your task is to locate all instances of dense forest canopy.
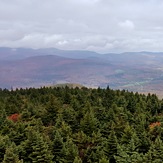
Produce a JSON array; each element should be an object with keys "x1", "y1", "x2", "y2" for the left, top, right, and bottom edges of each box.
[{"x1": 0, "y1": 86, "x2": 163, "y2": 162}]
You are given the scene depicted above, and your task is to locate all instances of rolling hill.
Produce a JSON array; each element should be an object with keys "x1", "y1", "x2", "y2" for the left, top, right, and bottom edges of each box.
[{"x1": 1, "y1": 47, "x2": 163, "y2": 97}]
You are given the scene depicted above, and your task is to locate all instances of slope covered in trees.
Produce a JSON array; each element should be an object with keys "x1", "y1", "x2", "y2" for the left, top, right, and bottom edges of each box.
[
  {"x1": 2, "y1": 48, "x2": 163, "y2": 97},
  {"x1": 0, "y1": 86, "x2": 163, "y2": 162}
]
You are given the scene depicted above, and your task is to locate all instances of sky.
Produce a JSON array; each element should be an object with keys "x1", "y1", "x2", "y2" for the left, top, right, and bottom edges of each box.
[{"x1": 1, "y1": 0, "x2": 163, "y2": 53}]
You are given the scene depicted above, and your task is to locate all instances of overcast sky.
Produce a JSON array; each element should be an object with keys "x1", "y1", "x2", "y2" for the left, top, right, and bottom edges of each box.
[{"x1": 1, "y1": 0, "x2": 163, "y2": 53}]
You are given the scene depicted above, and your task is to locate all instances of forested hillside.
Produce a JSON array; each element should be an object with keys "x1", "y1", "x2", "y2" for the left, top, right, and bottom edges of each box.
[
  {"x1": 0, "y1": 86, "x2": 163, "y2": 162},
  {"x1": 2, "y1": 48, "x2": 163, "y2": 97}
]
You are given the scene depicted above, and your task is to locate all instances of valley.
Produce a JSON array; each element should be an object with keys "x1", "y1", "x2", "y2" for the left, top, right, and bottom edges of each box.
[{"x1": 1, "y1": 47, "x2": 163, "y2": 97}]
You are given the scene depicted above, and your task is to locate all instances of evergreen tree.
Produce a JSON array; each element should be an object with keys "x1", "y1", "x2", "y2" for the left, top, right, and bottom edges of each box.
[
  {"x1": 0, "y1": 135, "x2": 10, "y2": 162},
  {"x1": 2, "y1": 143, "x2": 21, "y2": 163},
  {"x1": 20, "y1": 129, "x2": 53, "y2": 162},
  {"x1": 0, "y1": 108, "x2": 6, "y2": 128},
  {"x1": 103, "y1": 130, "x2": 118, "y2": 163},
  {"x1": 43, "y1": 94, "x2": 60, "y2": 125},
  {"x1": 80, "y1": 110, "x2": 99, "y2": 136},
  {"x1": 29, "y1": 135, "x2": 53, "y2": 163},
  {"x1": 73, "y1": 156, "x2": 82, "y2": 163},
  {"x1": 52, "y1": 130, "x2": 64, "y2": 162},
  {"x1": 99, "y1": 157, "x2": 110, "y2": 163},
  {"x1": 61, "y1": 138, "x2": 79, "y2": 162},
  {"x1": 147, "y1": 136, "x2": 163, "y2": 162}
]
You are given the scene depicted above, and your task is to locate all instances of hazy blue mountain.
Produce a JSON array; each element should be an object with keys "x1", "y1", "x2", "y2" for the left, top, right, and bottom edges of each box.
[
  {"x1": 1, "y1": 47, "x2": 163, "y2": 97},
  {"x1": 0, "y1": 47, "x2": 99, "y2": 61}
]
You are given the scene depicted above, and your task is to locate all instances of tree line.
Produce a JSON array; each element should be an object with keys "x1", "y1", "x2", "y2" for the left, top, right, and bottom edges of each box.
[{"x1": 0, "y1": 86, "x2": 163, "y2": 162}]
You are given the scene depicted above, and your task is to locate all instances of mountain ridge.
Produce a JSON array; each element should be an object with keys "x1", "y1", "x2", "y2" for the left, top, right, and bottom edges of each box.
[{"x1": 1, "y1": 47, "x2": 163, "y2": 97}]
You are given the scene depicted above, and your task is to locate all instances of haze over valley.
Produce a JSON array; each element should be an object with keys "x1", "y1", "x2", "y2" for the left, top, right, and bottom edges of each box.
[{"x1": 1, "y1": 47, "x2": 163, "y2": 97}]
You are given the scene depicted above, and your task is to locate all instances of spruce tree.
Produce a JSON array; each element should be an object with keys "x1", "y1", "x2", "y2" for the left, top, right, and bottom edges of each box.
[
  {"x1": 80, "y1": 110, "x2": 99, "y2": 136},
  {"x1": 61, "y1": 138, "x2": 79, "y2": 163},
  {"x1": 2, "y1": 143, "x2": 21, "y2": 163},
  {"x1": 20, "y1": 129, "x2": 53, "y2": 162},
  {"x1": 0, "y1": 135, "x2": 10, "y2": 162},
  {"x1": 103, "y1": 130, "x2": 118, "y2": 163},
  {"x1": 73, "y1": 156, "x2": 82, "y2": 163},
  {"x1": 52, "y1": 130, "x2": 64, "y2": 162}
]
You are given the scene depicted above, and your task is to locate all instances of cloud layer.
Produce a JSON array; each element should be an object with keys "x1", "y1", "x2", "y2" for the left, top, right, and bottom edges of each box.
[{"x1": 1, "y1": 0, "x2": 163, "y2": 53}]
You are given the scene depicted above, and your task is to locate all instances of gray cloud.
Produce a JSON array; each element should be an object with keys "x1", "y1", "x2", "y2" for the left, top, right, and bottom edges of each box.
[{"x1": 0, "y1": 0, "x2": 163, "y2": 53}]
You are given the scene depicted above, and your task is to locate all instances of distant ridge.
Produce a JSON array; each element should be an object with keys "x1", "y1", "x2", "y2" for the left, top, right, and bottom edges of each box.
[
  {"x1": 0, "y1": 47, "x2": 99, "y2": 60},
  {"x1": 1, "y1": 47, "x2": 163, "y2": 97}
]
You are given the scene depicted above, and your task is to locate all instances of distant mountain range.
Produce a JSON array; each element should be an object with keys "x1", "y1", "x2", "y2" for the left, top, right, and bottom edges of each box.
[{"x1": 1, "y1": 47, "x2": 163, "y2": 97}]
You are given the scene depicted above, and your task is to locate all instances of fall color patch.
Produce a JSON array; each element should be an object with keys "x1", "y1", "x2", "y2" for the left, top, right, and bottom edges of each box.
[
  {"x1": 149, "y1": 122, "x2": 161, "y2": 130},
  {"x1": 8, "y1": 113, "x2": 20, "y2": 122}
]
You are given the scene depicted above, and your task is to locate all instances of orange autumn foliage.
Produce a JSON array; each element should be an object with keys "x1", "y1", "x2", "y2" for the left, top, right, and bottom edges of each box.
[
  {"x1": 149, "y1": 122, "x2": 161, "y2": 130},
  {"x1": 8, "y1": 113, "x2": 20, "y2": 122}
]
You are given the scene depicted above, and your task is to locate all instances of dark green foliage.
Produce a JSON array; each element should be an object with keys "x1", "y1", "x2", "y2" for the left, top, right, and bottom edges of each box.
[
  {"x1": 43, "y1": 94, "x2": 60, "y2": 125},
  {"x1": 0, "y1": 86, "x2": 163, "y2": 162},
  {"x1": 2, "y1": 143, "x2": 22, "y2": 163},
  {"x1": 52, "y1": 130, "x2": 64, "y2": 162},
  {"x1": 80, "y1": 110, "x2": 99, "y2": 136},
  {"x1": 73, "y1": 156, "x2": 82, "y2": 163},
  {"x1": 104, "y1": 130, "x2": 117, "y2": 162},
  {"x1": 0, "y1": 135, "x2": 10, "y2": 162},
  {"x1": 20, "y1": 129, "x2": 53, "y2": 162},
  {"x1": 60, "y1": 138, "x2": 79, "y2": 162}
]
